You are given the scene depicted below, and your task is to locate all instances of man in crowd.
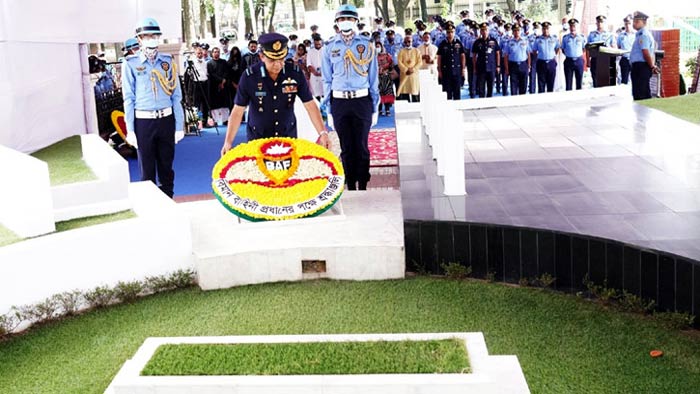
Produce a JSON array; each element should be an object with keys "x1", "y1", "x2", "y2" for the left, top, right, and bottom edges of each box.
[
  {"x1": 561, "y1": 18, "x2": 586, "y2": 90},
  {"x1": 630, "y1": 11, "x2": 658, "y2": 100},
  {"x1": 532, "y1": 21, "x2": 560, "y2": 92},
  {"x1": 306, "y1": 34, "x2": 325, "y2": 101},
  {"x1": 397, "y1": 35, "x2": 421, "y2": 102},
  {"x1": 587, "y1": 15, "x2": 614, "y2": 87},
  {"x1": 503, "y1": 24, "x2": 531, "y2": 96},
  {"x1": 192, "y1": 44, "x2": 211, "y2": 129},
  {"x1": 472, "y1": 21, "x2": 500, "y2": 98},
  {"x1": 242, "y1": 40, "x2": 260, "y2": 68},
  {"x1": 617, "y1": 16, "x2": 635, "y2": 85},
  {"x1": 437, "y1": 21, "x2": 466, "y2": 100},
  {"x1": 418, "y1": 31, "x2": 438, "y2": 74}
]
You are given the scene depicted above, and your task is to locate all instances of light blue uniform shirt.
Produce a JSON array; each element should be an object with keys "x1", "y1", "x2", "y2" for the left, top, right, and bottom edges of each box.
[
  {"x1": 431, "y1": 28, "x2": 446, "y2": 47},
  {"x1": 412, "y1": 32, "x2": 425, "y2": 47},
  {"x1": 533, "y1": 34, "x2": 560, "y2": 61},
  {"x1": 630, "y1": 27, "x2": 655, "y2": 63},
  {"x1": 587, "y1": 30, "x2": 613, "y2": 46},
  {"x1": 504, "y1": 36, "x2": 530, "y2": 62},
  {"x1": 384, "y1": 38, "x2": 401, "y2": 65},
  {"x1": 122, "y1": 52, "x2": 184, "y2": 133},
  {"x1": 321, "y1": 34, "x2": 380, "y2": 112},
  {"x1": 458, "y1": 31, "x2": 475, "y2": 52},
  {"x1": 561, "y1": 33, "x2": 586, "y2": 58},
  {"x1": 617, "y1": 30, "x2": 635, "y2": 58}
]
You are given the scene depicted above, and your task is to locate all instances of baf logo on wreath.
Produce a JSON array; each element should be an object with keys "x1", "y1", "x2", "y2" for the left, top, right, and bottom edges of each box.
[{"x1": 212, "y1": 137, "x2": 345, "y2": 221}]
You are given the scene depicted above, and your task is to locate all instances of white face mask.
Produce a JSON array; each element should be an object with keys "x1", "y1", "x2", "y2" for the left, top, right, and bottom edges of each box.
[
  {"x1": 289, "y1": 40, "x2": 298, "y2": 47},
  {"x1": 534, "y1": 28, "x2": 541, "y2": 35},
  {"x1": 377, "y1": 47, "x2": 382, "y2": 53},
  {"x1": 144, "y1": 47, "x2": 158, "y2": 61},
  {"x1": 338, "y1": 20, "x2": 356, "y2": 34},
  {"x1": 423, "y1": 40, "x2": 430, "y2": 45},
  {"x1": 141, "y1": 38, "x2": 159, "y2": 49}
]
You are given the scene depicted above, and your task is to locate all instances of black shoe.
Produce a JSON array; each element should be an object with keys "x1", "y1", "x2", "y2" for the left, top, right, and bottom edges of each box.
[
  {"x1": 347, "y1": 181, "x2": 357, "y2": 190},
  {"x1": 358, "y1": 181, "x2": 367, "y2": 190}
]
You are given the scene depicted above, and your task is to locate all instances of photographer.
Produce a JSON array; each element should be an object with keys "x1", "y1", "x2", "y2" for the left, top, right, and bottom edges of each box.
[{"x1": 191, "y1": 45, "x2": 210, "y2": 129}]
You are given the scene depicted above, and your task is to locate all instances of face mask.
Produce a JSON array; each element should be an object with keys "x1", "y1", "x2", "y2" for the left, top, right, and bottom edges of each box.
[
  {"x1": 534, "y1": 28, "x2": 541, "y2": 35},
  {"x1": 498, "y1": 27, "x2": 505, "y2": 33},
  {"x1": 338, "y1": 20, "x2": 356, "y2": 34},
  {"x1": 423, "y1": 41, "x2": 430, "y2": 45},
  {"x1": 141, "y1": 38, "x2": 159, "y2": 49},
  {"x1": 377, "y1": 47, "x2": 382, "y2": 53},
  {"x1": 289, "y1": 40, "x2": 298, "y2": 47}
]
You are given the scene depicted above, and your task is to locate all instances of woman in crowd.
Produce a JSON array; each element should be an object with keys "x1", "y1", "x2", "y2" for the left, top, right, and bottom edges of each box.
[
  {"x1": 293, "y1": 43, "x2": 310, "y2": 81},
  {"x1": 376, "y1": 41, "x2": 396, "y2": 116},
  {"x1": 207, "y1": 47, "x2": 231, "y2": 126},
  {"x1": 226, "y1": 46, "x2": 244, "y2": 109}
]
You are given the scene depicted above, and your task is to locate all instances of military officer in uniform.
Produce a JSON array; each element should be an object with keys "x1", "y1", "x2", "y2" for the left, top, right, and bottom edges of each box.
[
  {"x1": 503, "y1": 24, "x2": 531, "y2": 96},
  {"x1": 472, "y1": 22, "x2": 501, "y2": 98},
  {"x1": 457, "y1": 19, "x2": 477, "y2": 98},
  {"x1": 561, "y1": 18, "x2": 587, "y2": 90},
  {"x1": 630, "y1": 11, "x2": 658, "y2": 100},
  {"x1": 528, "y1": 21, "x2": 541, "y2": 93},
  {"x1": 532, "y1": 21, "x2": 560, "y2": 93},
  {"x1": 321, "y1": 4, "x2": 379, "y2": 191},
  {"x1": 587, "y1": 15, "x2": 614, "y2": 87},
  {"x1": 498, "y1": 23, "x2": 513, "y2": 96},
  {"x1": 221, "y1": 33, "x2": 331, "y2": 154},
  {"x1": 437, "y1": 21, "x2": 466, "y2": 100},
  {"x1": 617, "y1": 16, "x2": 635, "y2": 85},
  {"x1": 122, "y1": 18, "x2": 184, "y2": 198},
  {"x1": 122, "y1": 37, "x2": 140, "y2": 59}
]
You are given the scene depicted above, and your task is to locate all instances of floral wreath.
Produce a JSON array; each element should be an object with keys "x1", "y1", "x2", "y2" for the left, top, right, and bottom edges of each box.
[{"x1": 212, "y1": 137, "x2": 345, "y2": 221}]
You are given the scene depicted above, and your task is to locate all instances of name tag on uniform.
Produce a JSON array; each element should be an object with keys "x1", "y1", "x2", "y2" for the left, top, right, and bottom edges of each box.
[{"x1": 255, "y1": 92, "x2": 267, "y2": 97}]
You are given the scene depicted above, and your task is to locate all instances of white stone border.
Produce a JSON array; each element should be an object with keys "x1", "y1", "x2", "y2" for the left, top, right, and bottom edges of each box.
[{"x1": 106, "y1": 333, "x2": 530, "y2": 394}]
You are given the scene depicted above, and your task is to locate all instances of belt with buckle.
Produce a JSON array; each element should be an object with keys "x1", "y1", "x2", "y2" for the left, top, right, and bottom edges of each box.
[
  {"x1": 135, "y1": 107, "x2": 173, "y2": 119},
  {"x1": 332, "y1": 88, "x2": 369, "y2": 99}
]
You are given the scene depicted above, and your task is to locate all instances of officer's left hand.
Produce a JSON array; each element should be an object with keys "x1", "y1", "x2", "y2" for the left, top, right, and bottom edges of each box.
[
  {"x1": 175, "y1": 130, "x2": 185, "y2": 144},
  {"x1": 318, "y1": 133, "x2": 332, "y2": 150},
  {"x1": 371, "y1": 112, "x2": 378, "y2": 127}
]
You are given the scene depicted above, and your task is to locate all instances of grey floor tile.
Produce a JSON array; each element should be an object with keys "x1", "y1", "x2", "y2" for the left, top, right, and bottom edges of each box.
[
  {"x1": 648, "y1": 190, "x2": 700, "y2": 212},
  {"x1": 465, "y1": 179, "x2": 495, "y2": 195},
  {"x1": 488, "y1": 177, "x2": 544, "y2": 195},
  {"x1": 449, "y1": 195, "x2": 510, "y2": 223},
  {"x1": 464, "y1": 163, "x2": 485, "y2": 179},
  {"x1": 510, "y1": 215, "x2": 577, "y2": 233},
  {"x1": 402, "y1": 196, "x2": 456, "y2": 221},
  {"x1": 567, "y1": 215, "x2": 649, "y2": 242},
  {"x1": 478, "y1": 161, "x2": 527, "y2": 178},
  {"x1": 497, "y1": 193, "x2": 560, "y2": 217},
  {"x1": 623, "y1": 212, "x2": 700, "y2": 240},
  {"x1": 550, "y1": 192, "x2": 616, "y2": 215},
  {"x1": 533, "y1": 175, "x2": 590, "y2": 194}
]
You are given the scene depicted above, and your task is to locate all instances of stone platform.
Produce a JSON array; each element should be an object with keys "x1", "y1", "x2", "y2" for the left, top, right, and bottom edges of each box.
[{"x1": 180, "y1": 190, "x2": 405, "y2": 289}]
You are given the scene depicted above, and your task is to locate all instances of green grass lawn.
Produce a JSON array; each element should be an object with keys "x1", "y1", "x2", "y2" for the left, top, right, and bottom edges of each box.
[
  {"x1": 142, "y1": 340, "x2": 469, "y2": 376},
  {"x1": 638, "y1": 93, "x2": 700, "y2": 124},
  {"x1": 1, "y1": 278, "x2": 699, "y2": 393},
  {"x1": 30, "y1": 135, "x2": 97, "y2": 186},
  {"x1": 0, "y1": 210, "x2": 136, "y2": 248},
  {"x1": 0, "y1": 224, "x2": 21, "y2": 248}
]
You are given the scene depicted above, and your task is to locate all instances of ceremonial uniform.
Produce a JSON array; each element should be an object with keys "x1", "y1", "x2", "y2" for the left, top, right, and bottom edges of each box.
[
  {"x1": 630, "y1": 13, "x2": 656, "y2": 100},
  {"x1": 472, "y1": 33, "x2": 501, "y2": 98},
  {"x1": 122, "y1": 19, "x2": 184, "y2": 198},
  {"x1": 561, "y1": 21, "x2": 586, "y2": 90},
  {"x1": 533, "y1": 30, "x2": 560, "y2": 92},
  {"x1": 437, "y1": 35, "x2": 466, "y2": 100},
  {"x1": 498, "y1": 30, "x2": 512, "y2": 96},
  {"x1": 235, "y1": 62, "x2": 313, "y2": 140},
  {"x1": 503, "y1": 33, "x2": 530, "y2": 95},
  {"x1": 617, "y1": 27, "x2": 635, "y2": 85},
  {"x1": 457, "y1": 28, "x2": 476, "y2": 97},
  {"x1": 527, "y1": 24, "x2": 540, "y2": 93},
  {"x1": 587, "y1": 21, "x2": 614, "y2": 87},
  {"x1": 322, "y1": 5, "x2": 379, "y2": 190}
]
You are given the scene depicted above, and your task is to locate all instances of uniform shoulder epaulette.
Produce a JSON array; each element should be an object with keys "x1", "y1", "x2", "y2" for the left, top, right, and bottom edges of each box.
[{"x1": 160, "y1": 53, "x2": 173, "y2": 59}]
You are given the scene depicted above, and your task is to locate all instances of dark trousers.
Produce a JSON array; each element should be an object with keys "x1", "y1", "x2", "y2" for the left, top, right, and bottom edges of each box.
[
  {"x1": 536, "y1": 59, "x2": 557, "y2": 93},
  {"x1": 508, "y1": 61, "x2": 528, "y2": 96},
  {"x1": 631, "y1": 62, "x2": 652, "y2": 100},
  {"x1": 398, "y1": 94, "x2": 420, "y2": 102},
  {"x1": 466, "y1": 61, "x2": 475, "y2": 98},
  {"x1": 477, "y1": 70, "x2": 495, "y2": 98},
  {"x1": 442, "y1": 74, "x2": 462, "y2": 100},
  {"x1": 330, "y1": 95, "x2": 372, "y2": 186},
  {"x1": 495, "y1": 62, "x2": 502, "y2": 93},
  {"x1": 529, "y1": 53, "x2": 538, "y2": 93},
  {"x1": 620, "y1": 57, "x2": 631, "y2": 85},
  {"x1": 590, "y1": 57, "x2": 598, "y2": 88},
  {"x1": 194, "y1": 80, "x2": 210, "y2": 124},
  {"x1": 500, "y1": 58, "x2": 509, "y2": 96},
  {"x1": 564, "y1": 57, "x2": 584, "y2": 91},
  {"x1": 135, "y1": 114, "x2": 176, "y2": 198}
]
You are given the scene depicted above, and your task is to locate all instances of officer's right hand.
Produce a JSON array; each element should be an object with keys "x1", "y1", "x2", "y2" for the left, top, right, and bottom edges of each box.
[
  {"x1": 221, "y1": 142, "x2": 232, "y2": 157},
  {"x1": 326, "y1": 113, "x2": 334, "y2": 131},
  {"x1": 126, "y1": 131, "x2": 138, "y2": 148}
]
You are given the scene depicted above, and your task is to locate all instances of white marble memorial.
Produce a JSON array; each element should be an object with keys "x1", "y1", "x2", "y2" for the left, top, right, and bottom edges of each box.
[
  {"x1": 105, "y1": 333, "x2": 530, "y2": 394},
  {"x1": 180, "y1": 190, "x2": 405, "y2": 290}
]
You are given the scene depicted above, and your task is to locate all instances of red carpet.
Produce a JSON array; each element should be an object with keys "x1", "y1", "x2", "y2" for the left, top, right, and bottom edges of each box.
[{"x1": 369, "y1": 128, "x2": 398, "y2": 167}]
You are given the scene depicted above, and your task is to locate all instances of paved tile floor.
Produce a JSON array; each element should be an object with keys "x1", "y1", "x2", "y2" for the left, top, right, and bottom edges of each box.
[{"x1": 398, "y1": 95, "x2": 700, "y2": 261}]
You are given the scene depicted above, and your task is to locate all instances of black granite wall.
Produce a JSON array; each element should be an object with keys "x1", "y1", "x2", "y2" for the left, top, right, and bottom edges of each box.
[{"x1": 405, "y1": 220, "x2": 700, "y2": 325}]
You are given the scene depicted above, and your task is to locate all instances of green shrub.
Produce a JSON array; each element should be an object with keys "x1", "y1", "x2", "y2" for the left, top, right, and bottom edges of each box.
[
  {"x1": 485, "y1": 271, "x2": 496, "y2": 282},
  {"x1": 166, "y1": 269, "x2": 197, "y2": 289},
  {"x1": 84, "y1": 286, "x2": 115, "y2": 308},
  {"x1": 536, "y1": 273, "x2": 556, "y2": 288},
  {"x1": 518, "y1": 277, "x2": 530, "y2": 287},
  {"x1": 53, "y1": 290, "x2": 83, "y2": 316},
  {"x1": 18, "y1": 297, "x2": 60, "y2": 323},
  {"x1": 619, "y1": 291, "x2": 655, "y2": 314},
  {"x1": 440, "y1": 262, "x2": 471, "y2": 279},
  {"x1": 654, "y1": 311, "x2": 695, "y2": 330},
  {"x1": 114, "y1": 281, "x2": 144, "y2": 303},
  {"x1": 0, "y1": 310, "x2": 22, "y2": 337},
  {"x1": 583, "y1": 277, "x2": 619, "y2": 304}
]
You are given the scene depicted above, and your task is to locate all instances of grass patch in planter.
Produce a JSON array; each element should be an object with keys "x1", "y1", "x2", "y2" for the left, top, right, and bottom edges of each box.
[
  {"x1": 0, "y1": 224, "x2": 22, "y2": 247},
  {"x1": 30, "y1": 136, "x2": 97, "y2": 186},
  {"x1": 141, "y1": 339, "x2": 470, "y2": 376}
]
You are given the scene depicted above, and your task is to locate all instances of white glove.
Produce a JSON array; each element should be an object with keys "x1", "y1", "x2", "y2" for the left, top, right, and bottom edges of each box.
[
  {"x1": 125, "y1": 131, "x2": 137, "y2": 148},
  {"x1": 326, "y1": 113, "x2": 334, "y2": 131},
  {"x1": 371, "y1": 112, "x2": 378, "y2": 127},
  {"x1": 175, "y1": 130, "x2": 185, "y2": 144}
]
